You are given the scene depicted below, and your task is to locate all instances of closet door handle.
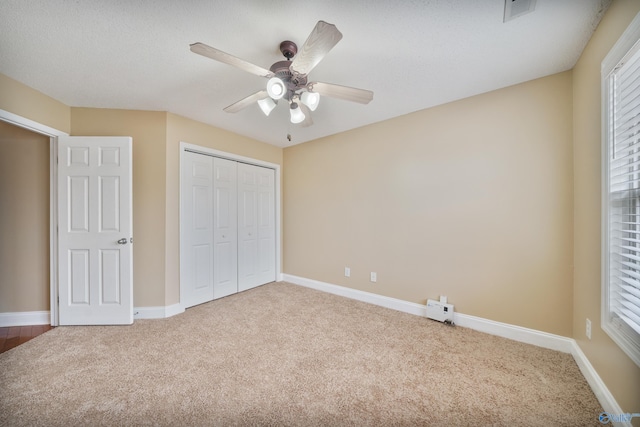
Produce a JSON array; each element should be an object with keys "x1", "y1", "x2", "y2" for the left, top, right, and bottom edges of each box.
[{"x1": 117, "y1": 238, "x2": 128, "y2": 245}]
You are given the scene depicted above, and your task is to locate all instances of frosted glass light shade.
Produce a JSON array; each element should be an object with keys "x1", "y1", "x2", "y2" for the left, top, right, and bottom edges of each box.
[
  {"x1": 266, "y1": 77, "x2": 286, "y2": 100},
  {"x1": 257, "y1": 97, "x2": 277, "y2": 116},
  {"x1": 289, "y1": 103, "x2": 305, "y2": 124},
  {"x1": 301, "y1": 91, "x2": 320, "y2": 111}
]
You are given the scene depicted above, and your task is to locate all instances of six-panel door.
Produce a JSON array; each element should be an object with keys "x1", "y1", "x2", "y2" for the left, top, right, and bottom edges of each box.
[{"x1": 57, "y1": 136, "x2": 133, "y2": 325}]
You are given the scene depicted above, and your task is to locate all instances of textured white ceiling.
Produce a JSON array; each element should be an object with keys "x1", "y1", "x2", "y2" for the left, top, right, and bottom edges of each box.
[{"x1": 0, "y1": 0, "x2": 610, "y2": 147}]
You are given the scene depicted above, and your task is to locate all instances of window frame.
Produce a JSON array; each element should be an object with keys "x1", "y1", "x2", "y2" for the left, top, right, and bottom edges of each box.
[{"x1": 601, "y1": 11, "x2": 640, "y2": 369}]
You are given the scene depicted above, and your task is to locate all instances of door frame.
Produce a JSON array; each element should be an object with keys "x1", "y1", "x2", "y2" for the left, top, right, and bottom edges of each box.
[
  {"x1": 179, "y1": 141, "x2": 282, "y2": 309},
  {"x1": 0, "y1": 109, "x2": 69, "y2": 326}
]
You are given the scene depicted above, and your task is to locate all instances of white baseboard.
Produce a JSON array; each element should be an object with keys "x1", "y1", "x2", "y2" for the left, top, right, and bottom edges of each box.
[
  {"x1": 283, "y1": 274, "x2": 573, "y2": 352},
  {"x1": 0, "y1": 311, "x2": 50, "y2": 327},
  {"x1": 282, "y1": 273, "x2": 428, "y2": 316},
  {"x1": 570, "y1": 342, "x2": 631, "y2": 427},
  {"x1": 281, "y1": 273, "x2": 625, "y2": 421},
  {"x1": 452, "y1": 312, "x2": 575, "y2": 353},
  {"x1": 0, "y1": 305, "x2": 186, "y2": 324},
  {"x1": 134, "y1": 303, "x2": 184, "y2": 320}
]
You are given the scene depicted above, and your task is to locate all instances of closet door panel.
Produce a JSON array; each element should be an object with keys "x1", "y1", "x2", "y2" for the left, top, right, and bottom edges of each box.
[
  {"x1": 213, "y1": 157, "x2": 238, "y2": 299},
  {"x1": 238, "y1": 164, "x2": 259, "y2": 291},
  {"x1": 256, "y1": 167, "x2": 276, "y2": 284},
  {"x1": 238, "y1": 163, "x2": 275, "y2": 291},
  {"x1": 181, "y1": 152, "x2": 214, "y2": 308}
]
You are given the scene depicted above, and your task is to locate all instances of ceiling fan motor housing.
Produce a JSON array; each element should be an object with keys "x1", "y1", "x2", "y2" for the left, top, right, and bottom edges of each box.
[{"x1": 269, "y1": 59, "x2": 308, "y2": 100}]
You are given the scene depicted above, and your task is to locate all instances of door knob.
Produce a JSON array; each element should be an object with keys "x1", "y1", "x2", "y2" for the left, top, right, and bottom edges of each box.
[{"x1": 117, "y1": 238, "x2": 128, "y2": 245}]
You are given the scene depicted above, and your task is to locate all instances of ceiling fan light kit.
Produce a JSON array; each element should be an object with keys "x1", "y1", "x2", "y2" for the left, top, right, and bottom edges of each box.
[
  {"x1": 289, "y1": 102, "x2": 305, "y2": 124},
  {"x1": 190, "y1": 20, "x2": 373, "y2": 128},
  {"x1": 300, "y1": 91, "x2": 320, "y2": 111},
  {"x1": 257, "y1": 97, "x2": 277, "y2": 116}
]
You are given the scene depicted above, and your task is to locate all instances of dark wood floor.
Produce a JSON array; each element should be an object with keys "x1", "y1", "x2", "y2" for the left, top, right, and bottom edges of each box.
[{"x1": 0, "y1": 325, "x2": 53, "y2": 354}]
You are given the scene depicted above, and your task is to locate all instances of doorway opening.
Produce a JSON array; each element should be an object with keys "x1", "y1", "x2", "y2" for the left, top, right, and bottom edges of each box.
[{"x1": 0, "y1": 109, "x2": 69, "y2": 326}]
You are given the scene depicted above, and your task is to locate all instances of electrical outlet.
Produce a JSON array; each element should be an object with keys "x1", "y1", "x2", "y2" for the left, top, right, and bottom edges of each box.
[
  {"x1": 344, "y1": 267, "x2": 350, "y2": 277},
  {"x1": 370, "y1": 272, "x2": 377, "y2": 282},
  {"x1": 586, "y1": 318, "x2": 592, "y2": 340}
]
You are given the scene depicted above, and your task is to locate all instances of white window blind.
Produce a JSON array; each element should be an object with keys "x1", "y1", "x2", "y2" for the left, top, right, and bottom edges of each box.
[{"x1": 604, "y1": 31, "x2": 640, "y2": 368}]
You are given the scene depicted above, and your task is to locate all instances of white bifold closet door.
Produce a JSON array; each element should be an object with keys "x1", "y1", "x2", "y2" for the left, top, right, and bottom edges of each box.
[
  {"x1": 182, "y1": 151, "x2": 275, "y2": 309},
  {"x1": 237, "y1": 162, "x2": 276, "y2": 292}
]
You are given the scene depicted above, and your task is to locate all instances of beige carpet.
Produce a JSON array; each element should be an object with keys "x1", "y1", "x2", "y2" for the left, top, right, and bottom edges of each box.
[{"x1": 1, "y1": 282, "x2": 601, "y2": 426}]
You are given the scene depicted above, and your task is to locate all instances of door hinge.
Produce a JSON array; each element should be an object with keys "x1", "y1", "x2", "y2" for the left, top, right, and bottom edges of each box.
[{"x1": 57, "y1": 295, "x2": 59, "y2": 305}]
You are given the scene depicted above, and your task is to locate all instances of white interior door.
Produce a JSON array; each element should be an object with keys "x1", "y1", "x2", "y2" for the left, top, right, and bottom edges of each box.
[
  {"x1": 181, "y1": 151, "x2": 214, "y2": 308},
  {"x1": 213, "y1": 157, "x2": 238, "y2": 299},
  {"x1": 238, "y1": 163, "x2": 275, "y2": 291},
  {"x1": 57, "y1": 136, "x2": 133, "y2": 325}
]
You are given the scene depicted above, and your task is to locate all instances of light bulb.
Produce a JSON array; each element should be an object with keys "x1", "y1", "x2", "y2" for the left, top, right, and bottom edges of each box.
[
  {"x1": 257, "y1": 97, "x2": 277, "y2": 116},
  {"x1": 301, "y1": 91, "x2": 320, "y2": 111},
  {"x1": 266, "y1": 77, "x2": 286, "y2": 100},
  {"x1": 289, "y1": 103, "x2": 305, "y2": 124}
]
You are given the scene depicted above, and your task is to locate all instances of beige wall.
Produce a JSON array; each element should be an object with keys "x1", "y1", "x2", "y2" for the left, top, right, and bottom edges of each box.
[
  {"x1": 0, "y1": 73, "x2": 70, "y2": 134},
  {"x1": 0, "y1": 120, "x2": 50, "y2": 312},
  {"x1": 572, "y1": 0, "x2": 640, "y2": 416},
  {"x1": 70, "y1": 108, "x2": 168, "y2": 307},
  {"x1": 165, "y1": 113, "x2": 283, "y2": 305},
  {"x1": 284, "y1": 71, "x2": 574, "y2": 337}
]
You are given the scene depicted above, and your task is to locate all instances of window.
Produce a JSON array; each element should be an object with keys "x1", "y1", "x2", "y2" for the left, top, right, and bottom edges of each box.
[{"x1": 602, "y1": 12, "x2": 640, "y2": 368}]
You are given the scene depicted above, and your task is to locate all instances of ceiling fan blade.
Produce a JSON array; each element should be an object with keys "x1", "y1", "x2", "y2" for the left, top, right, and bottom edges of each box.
[
  {"x1": 223, "y1": 90, "x2": 269, "y2": 113},
  {"x1": 190, "y1": 42, "x2": 274, "y2": 78},
  {"x1": 311, "y1": 82, "x2": 374, "y2": 104},
  {"x1": 290, "y1": 21, "x2": 343, "y2": 76},
  {"x1": 299, "y1": 103, "x2": 314, "y2": 127}
]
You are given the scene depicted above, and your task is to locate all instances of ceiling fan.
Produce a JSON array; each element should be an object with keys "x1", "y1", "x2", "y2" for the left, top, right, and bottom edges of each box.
[{"x1": 190, "y1": 20, "x2": 373, "y2": 127}]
